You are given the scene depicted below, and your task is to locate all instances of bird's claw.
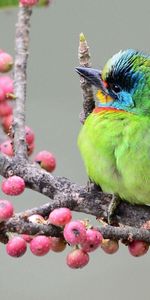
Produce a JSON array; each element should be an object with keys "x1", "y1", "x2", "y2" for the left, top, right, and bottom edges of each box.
[{"x1": 107, "y1": 195, "x2": 120, "y2": 225}]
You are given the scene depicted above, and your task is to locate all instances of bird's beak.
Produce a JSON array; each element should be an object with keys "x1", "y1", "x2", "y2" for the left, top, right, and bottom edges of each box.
[{"x1": 75, "y1": 67, "x2": 108, "y2": 95}]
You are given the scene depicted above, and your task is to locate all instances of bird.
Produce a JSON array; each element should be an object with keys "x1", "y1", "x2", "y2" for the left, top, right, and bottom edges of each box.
[{"x1": 76, "y1": 49, "x2": 150, "y2": 206}]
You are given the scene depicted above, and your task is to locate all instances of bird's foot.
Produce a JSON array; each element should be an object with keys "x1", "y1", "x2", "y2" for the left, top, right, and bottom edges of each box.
[{"x1": 107, "y1": 195, "x2": 120, "y2": 225}]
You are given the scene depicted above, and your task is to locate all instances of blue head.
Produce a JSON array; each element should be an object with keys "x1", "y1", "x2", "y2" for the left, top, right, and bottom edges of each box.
[{"x1": 76, "y1": 49, "x2": 150, "y2": 115}]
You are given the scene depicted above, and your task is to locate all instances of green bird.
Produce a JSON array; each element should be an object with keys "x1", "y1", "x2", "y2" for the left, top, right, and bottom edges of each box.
[{"x1": 76, "y1": 49, "x2": 150, "y2": 205}]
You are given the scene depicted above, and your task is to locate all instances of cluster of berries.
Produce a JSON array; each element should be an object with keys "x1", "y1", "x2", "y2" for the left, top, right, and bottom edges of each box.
[
  {"x1": 0, "y1": 49, "x2": 56, "y2": 171},
  {"x1": 0, "y1": 50, "x2": 14, "y2": 139},
  {"x1": 0, "y1": 198, "x2": 148, "y2": 268}
]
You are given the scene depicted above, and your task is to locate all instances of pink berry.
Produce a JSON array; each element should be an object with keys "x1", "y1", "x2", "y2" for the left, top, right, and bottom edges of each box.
[
  {"x1": 35, "y1": 150, "x2": 56, "y2": 172},
  {"x1": 81, "y1": 229, "x2": 103, "y2": 252},
  {"x1": 21, "y1": 234, "x2": 33, "y2": 243},
  {"x1": 0, "y1": 52, "x2": 13, "y2": 73},
  {"x1": 25, "y1": 126, "x2": 35, "y2": 145},
  {"x1": 0, "y1": 140, "x2": 14, "y2": 156},
  {"x1": 66, "y1": 249, "x2": 89, "y2": 269},
  {"x1": 48, "y1": 208, "x2": 72, "y2": 226},
  {"x1": 28, "y1": 214, "x2": 45, "y2": 224},
  {"x1": 2, "y1": 114, "x2": 13, "y2": 133},
  {"x1": 0, "y1": 76, "x2": 14, "y2": 98},
  {"x1": 0, "y1": 199, "x2": 14, "y2": 221},
  {"x1": 51, "y1": 237, "x2": 66, "y2": 252},
  {"x1": 30, "y1": 235, "x2": 52, "y2": 256},
  {"x1": 20, "y1": 0, "x2": 39, "y2": 6},
  {"x1": 0, "y1": 86, "x2": 5, "y2": 102},
  {"x1": 128, "y1": 240, "x2": 149, "y2": 257},
  {"x1": 63, "y1": 220, "x2": 86, "y2": 245},
  {"x1": 0, "y1": 102, "x2": 13, "y2": 117},
  {"x1": 6, "y1": 236, "x2": 27, "y2": 257},
  {"x1": 2, "y1": 175, "x2": 25, "y2": 196},
  {"x1": 101, "y1": 239, "x2": 119, "y2": 254}
]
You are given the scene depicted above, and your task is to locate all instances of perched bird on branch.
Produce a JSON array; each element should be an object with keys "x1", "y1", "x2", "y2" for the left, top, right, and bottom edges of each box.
[{"x1": 76, "y1": 49, "x2": 150, "y2": 205}]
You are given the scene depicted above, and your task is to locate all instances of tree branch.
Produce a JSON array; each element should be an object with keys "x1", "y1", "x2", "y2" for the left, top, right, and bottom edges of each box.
[
  {"x1": 13, "y1": 5, "x2": 32, "y2": 158},
  {"x1": 0, "y1": 202, "x2": 150, "y2": 244},
  {"x1": 0, "y1": 153, "x2": 150, "y2": 229}
]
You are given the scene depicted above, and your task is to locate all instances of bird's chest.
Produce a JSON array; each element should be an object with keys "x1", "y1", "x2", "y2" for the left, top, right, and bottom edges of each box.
[{"x1": 78, "y1": 111, "x2": 150, "y2": 203}]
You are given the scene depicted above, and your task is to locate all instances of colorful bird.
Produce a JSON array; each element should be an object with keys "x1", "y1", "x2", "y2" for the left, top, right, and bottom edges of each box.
[{"x1": 76, "y1": 49, "x2": 150, "y2": 205}]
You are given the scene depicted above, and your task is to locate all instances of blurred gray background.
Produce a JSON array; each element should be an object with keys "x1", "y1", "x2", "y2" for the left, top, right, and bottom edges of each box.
[{"x1": 0, "y1": 0, "x2": 150, "y2": 299}]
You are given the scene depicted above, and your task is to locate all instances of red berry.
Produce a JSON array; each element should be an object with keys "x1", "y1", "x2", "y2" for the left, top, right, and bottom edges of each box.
[
  {"x1": 0, "y1": 86, "x2": 5, "y2": 102},
  {"x1": 2, "y1": 114, "x2": 13, "y2": 133},
  {"x1": 66, "y1": 249, "x2": 89, "y2": 269},
  {"x1": 0, "y1": 140, "x2": 14, "y2": 156},
  {"x1": 101, "y1": 239, "x2": 119, "y2": 254},
  {"x1": 48, "y1": 208, "x2": 72, "y2": 226},
  {"x1": 0, "y1": 102, "x2": 13, "y2": 117},
  {"x1": 6, "y1": 236, "x2": 27, "y2": 257},
  {"x1": 25, "y1": 126, "x2": 35, "y2": 145},
  {"x1": 0, "y1": 199, "x2": 14, "y2": 221},
  {"x1": 35, "y1": 150, "x2": 56, "y2": 172},
  {"x1": 81, "y1": 229, "x2": 103, "y2": 252},
  {"x1": 30, "y1": 235, "x2": 52, "y2": 256},
  {"x1": 2, "y1": 175, "x2": 25, "y2": 196},
  {"x1": 0, "y1": 76, "x2": 14, "y2": 98},
  {"x1": 128, "y1": 240, "x2": 149, "y2": 257},
  {"x1": 51, "y1": 237, "x2": 66, "y2": 252},
  {"x1": 28, "y1": 214, "x2": 45, "y2": 224},
  {"x1": 0, "y1": 52, "x2": 13, "y2": 73},
  {"x1": 21, "y1": 234, "x2": 33, "y2": 243},
  {"x1": 63, "y1": 220, "x2": 86, "y2": 245},
  {"x1": 20, "y1": 0, "x2": 39, "y2": 6}
]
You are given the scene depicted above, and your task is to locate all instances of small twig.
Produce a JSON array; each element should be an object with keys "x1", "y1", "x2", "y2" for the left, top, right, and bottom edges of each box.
[
  {"x1": 5, "y1": 217, "x2": 62, "y2": 237},
  {"x1": 99, "y1": 225, "x2": 150, "y2": 244},
  {"x1": 13, "y1": 6, "x2": 32, "y2": 158},
  {"x1": 78, "y1": 33, "x2": 95, "y2": 123}
]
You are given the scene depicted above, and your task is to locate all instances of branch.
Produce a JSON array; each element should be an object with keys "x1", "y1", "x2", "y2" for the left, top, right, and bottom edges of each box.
[
  {"x1": 0, "y1": 202, "x2": 150, "y2": 244},
  {"x1": 0, "y1": 153, "x2": 150, "y2": 229},
  {"x1": 13, "y1": 5, "x2": 32, "y2": 158}
]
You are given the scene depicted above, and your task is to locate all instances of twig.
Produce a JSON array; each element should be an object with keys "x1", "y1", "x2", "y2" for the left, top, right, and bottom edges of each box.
[
  {"x1": 99, "y1": 225, "x2": 150, "y2": 244},
  {"x1": 5, "y1": 218, "x2": 62, "y2": 238},
  {"x1": 78, "y1": 33, "x2": 95, "y2": 123},
  {"x1": 13, "y1": 6, "x2": 32, "y2": 158}
]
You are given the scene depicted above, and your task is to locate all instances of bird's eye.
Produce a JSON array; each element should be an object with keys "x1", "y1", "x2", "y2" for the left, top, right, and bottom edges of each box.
[{"x1": 110, "y1": 84, "x2": 121, "y2": 94}]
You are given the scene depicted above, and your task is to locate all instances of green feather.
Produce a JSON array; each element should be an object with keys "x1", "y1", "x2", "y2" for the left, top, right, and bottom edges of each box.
[{"x1": 78, "y1": 110, "x2": 150, "y2": 204}]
